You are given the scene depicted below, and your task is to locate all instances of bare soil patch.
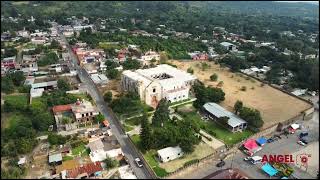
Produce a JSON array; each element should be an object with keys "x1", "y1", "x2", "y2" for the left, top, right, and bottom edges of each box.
[{"x1": 169, "y1": 60, "x2": 312, "y2": 129}]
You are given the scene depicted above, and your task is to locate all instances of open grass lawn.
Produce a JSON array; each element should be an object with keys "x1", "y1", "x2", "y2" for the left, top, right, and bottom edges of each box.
[
  {"x1": 62, "y1": 156, "x2": 74, "y2": 161},
  {"x1": 125, "y1": 116, "x2": 141, "y2": 126},
  {"x1": 159, "y1": 142, "x2": 214, "y2": 172},
  {"x1": 123, "y1": 124, "x2": 134, "y2": 132},
  {"x1": 72, "y1": 144, "x2": 88, "y2": 157},
  {"x1": 3, "y1": 113, "x2": 26, "y2": 129},
  {"x1": 4, "y1": 94, "x2": 29, "y2": 108},
  {"x1": 178, "y1": 110, "x2": 254, "y2": 146},
  {"x1": 130, "y1": 135, "x2": 169, "y2": 177}
]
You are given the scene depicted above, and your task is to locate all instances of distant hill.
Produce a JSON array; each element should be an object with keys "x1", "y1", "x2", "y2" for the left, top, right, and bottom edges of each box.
[{"x1": 1, "y1": 1, "x2": 318, "y2": 19}]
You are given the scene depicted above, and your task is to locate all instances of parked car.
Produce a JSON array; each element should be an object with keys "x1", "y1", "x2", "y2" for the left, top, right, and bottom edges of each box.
[
  {"x1": 297, "y1": 141, "x2": 306, "y2": 146},
  {"x1": 250, "y1": 156, "x2": 263, "y2": 164},
  {"x1": 267, "y1": 138, "x2": 274, "y2": 143},
  {"x1": 244, "y1": 157, "x2": 252, "y2": 161},
  {"x1": 135, "y1": 158, "x2": 143, "y2": 168},
  {"x1": 299, "y1": 132, "x2": 309, "y2": 138},
  {"x1": 300, "y1": 137, "x2": 309, "y2": 144},
  {"x1": 216, "y1": 160, "x2": 225, "y2": 167},
  {"x1": 275, "y1": 134, "x2": 282, "y2": 139}
]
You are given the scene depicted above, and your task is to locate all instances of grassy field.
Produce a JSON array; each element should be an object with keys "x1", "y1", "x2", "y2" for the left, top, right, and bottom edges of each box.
[
  {"x1": 178, "y1": 110, "x2": 254, "y2": 146},
  {"x1": 123, "y1": 124, "x2": 134, "y2": 132},
  {"x1": 4, "y1": 94, "x2": 29, "y2": 108},
  {"x1": 72, "y1": 144, "x2": 89, "y2": 157},
  {"x1": 159, "y1": 142, "x2": 214, "y2": 172},
  {"x1": 62, "y1": 156, "x2": 73, "y2": 161},
  {"x1": 3, "y1": 113, "x2": 26, "y2": 129},
  {"x1": 170, "y1": 60, "x2": 312, "y2": 129},
  {"x1": 125, "y1": 116, "x2": 142, "y2": 126}
]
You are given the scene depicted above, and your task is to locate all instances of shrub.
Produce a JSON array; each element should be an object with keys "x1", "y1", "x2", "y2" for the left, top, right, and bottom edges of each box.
[
  {"x1": 103, "y1": 157, "x2": 119, "y2": 169},
  {"x1": 183, "y1": 159, "x2": 199, "y2": 167},
  {"x1": 245, "y1": 77, "x2": 250, "y2": 80},
  {"x1": 210, "y1": 73, "x2": 218, "y2": 81},
  {"x1": 217, "y1": 81, "x2": 224, "y2": 87},
  {"x1": 240, "y1": 86, "x2": 247, "y2": 91},
  {"x1": 250, "y1": 79, "x2": 256, "y2": 83},
  {"x1": 237, "y1": 79, "x2": 241, "y2": 82},
  {"x1": 251, "y1": 86, "x2": 255, "y2": 90},
  {"x1": 260, "y1": 83, "x2": 265, "y2": 87},
  {"x1": 187, "y1": 67, "x2": 194, "y2": 74}
]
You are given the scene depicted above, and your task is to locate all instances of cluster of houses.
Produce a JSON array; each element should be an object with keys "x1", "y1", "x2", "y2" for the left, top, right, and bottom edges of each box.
[
  {"x1": 37, "y1": 120, "x2": 137, "y2": 179},
  {"x1": 240, "y1": 66, "x2": 271, "y2": 77}
]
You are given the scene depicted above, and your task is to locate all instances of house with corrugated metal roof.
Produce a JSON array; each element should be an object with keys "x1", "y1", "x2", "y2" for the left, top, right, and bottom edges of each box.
[{"x1": 203, "y1": 102, "x2": 247, "y2": 132}]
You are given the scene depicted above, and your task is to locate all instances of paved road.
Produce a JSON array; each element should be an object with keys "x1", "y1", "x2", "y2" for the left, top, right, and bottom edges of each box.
[{"x1": 55, "y1": 23, "x2": 154, "y2": 179}]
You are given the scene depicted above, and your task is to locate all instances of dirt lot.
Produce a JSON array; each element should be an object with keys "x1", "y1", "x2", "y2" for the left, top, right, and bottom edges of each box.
[{"x1": 169, "y1": 60, "x2": 312, "y2": 129}]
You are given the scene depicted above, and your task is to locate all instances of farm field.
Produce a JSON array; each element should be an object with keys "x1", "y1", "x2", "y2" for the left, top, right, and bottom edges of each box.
[{"x1": 169, "y1": 60, "x2": 312, "y2": 129}]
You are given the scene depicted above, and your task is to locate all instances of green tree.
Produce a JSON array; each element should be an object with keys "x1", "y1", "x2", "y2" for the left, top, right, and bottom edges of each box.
[
  {"x1": 152, "y1": 99, "x2": 170, "y2": 127},
  {"x1": 234, "y1": 100, "x2": 243, "y2": 115},
  {"x1": 192, "y1": 81, "x2": 225, "y2": 109},
  {"x1": 140, "y1": 114, "x2": 152, "y2": 151},
  {"x1": 49, "y1": 40, "x2": 61, "y2": 49},
  {"x1": 37, "y1": 52, "x2": 59, "y2": 66},
  {"x1": 1, "y1": 77, "x2": 15, "y2": 94},
  {"x1": 105, "y1": 60, "x2": 119, "y2": 70},
  {"x1": 103, "y1": 157, "x2": 118, "y2": 169},
  {"x1": 219, "y1": 116, "x2": 230, "y2": 127},
  {"x1": 57, "y1": 78, "x2": 71, "y2": 91},
  {"x1": 210, "y1": 73, "x2": 218, "y2": 81},
  {"x1": 187, "y1": 67, "x2": 194, "y2": 74},
  {"x1": 103, "y1": 91, "x2": 113, "y2": 103},
  {"x1": 122, "y1": 59, "x2": 141, "y2": 70},
  {"x1": 47, "y1": 133, "x2": 67, "y2": 145},
  {"x1": 106, "y1": 69, "x2": 119, "y2": 79},
  {"x1": 9, "y1": 71, "x2": 26, "y2": 86},
  {"x1": 95, "y1": 113, "x2": 105, "y2": 123},
  {"x1": 239, "y1": 107, "x2": 263, "y2": 128}
]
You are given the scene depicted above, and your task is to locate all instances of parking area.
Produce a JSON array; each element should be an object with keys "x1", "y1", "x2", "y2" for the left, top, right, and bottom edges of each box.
[{"x1": 170, "y1": 109, "x2": 319, "y2": 179}]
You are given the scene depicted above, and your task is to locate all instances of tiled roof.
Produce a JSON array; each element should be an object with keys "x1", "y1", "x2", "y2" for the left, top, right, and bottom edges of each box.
[
  {"x1": 52, "y1": 104, "x2": 72, "y2": 113},
  {"x1": 67, "y1": 162, "x2": 102, "y2": 178}
]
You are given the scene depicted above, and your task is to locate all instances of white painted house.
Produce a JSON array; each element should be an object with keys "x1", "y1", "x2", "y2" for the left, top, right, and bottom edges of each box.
[{"x1": 157, "y1": 146, "x2": 183, "y2": 163}]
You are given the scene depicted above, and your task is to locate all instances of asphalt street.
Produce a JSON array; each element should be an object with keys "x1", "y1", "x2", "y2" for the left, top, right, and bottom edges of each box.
[{"x1": 56, "y1": 24, "x2": 154, "y2": 179}]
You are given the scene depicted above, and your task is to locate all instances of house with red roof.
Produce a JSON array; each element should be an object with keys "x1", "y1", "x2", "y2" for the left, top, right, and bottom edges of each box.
[{"x1": 66, "y1": 162, "x2": 103, "y2": 179}]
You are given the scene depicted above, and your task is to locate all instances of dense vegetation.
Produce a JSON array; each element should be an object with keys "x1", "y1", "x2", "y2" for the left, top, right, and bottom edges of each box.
[
  {"x1": 78, "y1": 29, "x2": 206, "y2": 59},
  {"x1": 192, "y1": 81, "x2": 225, "y2": 109},
  {"x1": 233, "y1": 100, "x2": 263, "y2": 129},
  {"x1": 140, "y1": 99, "x2": 201, "y2": 153},
  {"x1": 1, "y1": 71, "x2": 28, "y2": 94},
  {"x1": 110, "y1": 92, "x2": 153, "y2": 115},
  {"x1": 1, "y1": 89, "x2": 81, "y2": 158},
  {"x1": 37, "y1": 51, "x2": 59, "y2": 66}
]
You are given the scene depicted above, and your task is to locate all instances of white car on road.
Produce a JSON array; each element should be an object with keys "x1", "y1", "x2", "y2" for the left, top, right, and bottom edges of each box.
[
  {"x1": 135, "y1": 158, "x2": 143, "y2": 167},
  {"x1": 297, "y1": 140, "x2": 306, "y2": 146}
]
